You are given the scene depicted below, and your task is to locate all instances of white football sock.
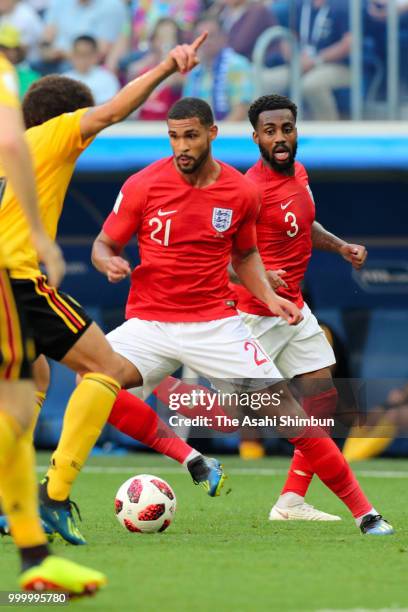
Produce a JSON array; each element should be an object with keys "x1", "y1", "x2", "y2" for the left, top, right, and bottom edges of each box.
[
  {"x1": 355, "y1": 507, "x2": 378, "y2": 527},
  {"x1": 183, "y1": 449, "x2": 201, "y2": 468},
  {"x1": 276, "y1": 492, "x2": 305, "y2": 508}
]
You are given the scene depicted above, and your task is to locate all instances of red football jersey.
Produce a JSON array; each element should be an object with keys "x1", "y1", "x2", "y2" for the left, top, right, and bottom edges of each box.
[
  {"x1": 103, "y1": 157, "x2": 259, "y2": 322},
  {"x1": 233, "y1": 159, "x2": 315, "y2": 316}
]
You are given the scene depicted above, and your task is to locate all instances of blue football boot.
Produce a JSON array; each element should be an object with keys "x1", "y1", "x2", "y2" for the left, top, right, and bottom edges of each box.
[
  {"x1": 39, "y1": 478, "x2": 86, "y2": 545},
  {"x1": 187, "y1": 456, "x2": 226, "y2": 497}
]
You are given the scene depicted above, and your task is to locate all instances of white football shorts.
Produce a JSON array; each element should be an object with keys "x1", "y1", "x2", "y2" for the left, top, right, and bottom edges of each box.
[
  {"x1": 106, "y1": 316, "x2": 283, "y2": 398},
  {"x1": 240, "y1": 303, "x2": 336, "y2": 379}
]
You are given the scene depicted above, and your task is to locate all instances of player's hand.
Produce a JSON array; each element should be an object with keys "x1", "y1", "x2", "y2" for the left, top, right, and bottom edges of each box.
[
  {"x1": 165, "y1": 31, "x2": 208, "y2": 74},
  {"x1": 268, "y1": 295, "x2": 303, "y2": 326},
  {"x1": 340, "y1": 243, "x2": 367, "y2": 270},
  {"x1": 266, "y1": 269, "x2": 288, "y2": 290},
  {"x1": 106, "y1": 256, "x2": 131, "y2": 283},
  {"x1": 32, "y1": 231, "x2": 65, "y2": 288}
]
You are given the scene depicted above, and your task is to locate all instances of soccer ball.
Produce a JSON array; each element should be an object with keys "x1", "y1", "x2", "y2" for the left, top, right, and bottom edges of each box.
[{"x1": 114, "y1": 474, "x2": 176, "y2": 533}]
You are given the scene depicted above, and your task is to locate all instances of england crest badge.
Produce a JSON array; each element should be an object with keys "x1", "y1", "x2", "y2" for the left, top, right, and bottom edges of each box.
[{"x1": 212, "y1": 207, "x2": 233, "y2": 232}]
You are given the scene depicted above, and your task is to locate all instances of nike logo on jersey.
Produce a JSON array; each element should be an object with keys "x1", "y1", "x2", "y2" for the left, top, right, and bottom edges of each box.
[
  {"x1": 280, "y1": 200, "x2": 293, "y2": 210},
  {"x1": 158, "y1": 209, "x2": 177, "y2": 216}
]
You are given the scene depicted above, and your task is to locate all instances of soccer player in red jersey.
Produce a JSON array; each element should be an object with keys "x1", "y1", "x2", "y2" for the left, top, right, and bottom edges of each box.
[
  {"x1": 0, "y1": 34, "x2": 232, "y2": 547},
  {"x1": 93, "y1": 97, "x2": 393, "y2": 536},
  {"x1": 230, "y1": 93, "x2": 392, "y2": 533}
]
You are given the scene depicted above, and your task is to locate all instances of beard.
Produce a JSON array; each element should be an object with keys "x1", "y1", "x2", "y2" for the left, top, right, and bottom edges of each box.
[
  {"x1": 259, "y1": 141, "x2": 298, "y2": 173},
  {"x1": 175, "y1": 144, "x2": 210, "y2": 174}
]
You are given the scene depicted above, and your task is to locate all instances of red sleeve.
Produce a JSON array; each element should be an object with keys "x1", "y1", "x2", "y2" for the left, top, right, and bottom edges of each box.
[
  {"x1": 103, "y1": 175, "x2": 145, "y2": 245},
  {"x1": 233, "y1": 186, "x2": 260, "y2": 253}
]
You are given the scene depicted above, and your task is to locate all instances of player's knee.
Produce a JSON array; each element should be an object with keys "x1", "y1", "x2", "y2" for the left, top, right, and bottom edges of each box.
[
  {"x1": 0, "y1": 381, "x2": 36, "y2": 433},
  {"x1": 33, "y1": 355, "x2": 51, "y2": 394},
  {"x1": 16, "y1": 408, "x2": 35, "y2": 433},
  {"x1": 86, "y1": 352, "x2": 141, "y2": 388}
]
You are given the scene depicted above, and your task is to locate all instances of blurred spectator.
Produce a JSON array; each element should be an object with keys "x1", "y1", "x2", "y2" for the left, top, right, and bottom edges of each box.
[
  {"x1": 64, "y1": 35, "x2": 120, "y2": 105},
  {"x1": 106, "y1": 0, "x2": 202, "y2": 75},
  {"x1": 365, "y1": 0, "x2": 408, "y2": 84},
  {"x1": 367, "y1": 0, "x2": 408, "y2": 21},
  {"x1": 343, "y1": 382, "x2": 408, "y2": 463},
  {"x1": 183, "y1": 17, "x2": 254, "y2": 120},
  {"x1": 131, "y1": 0, "x2": 201, "y2": 49},
  {"x1": 0, "y1": 23, "x2": 40, "y2": 97},
  {"x1": 261, "y1": 0, "x2": 351, "y2": 120},
  {"x1": 26, "y1": 0, "x2": 49, "y2": 16},
  {"x1": 0, "y1": 0, "x2": 44, "y2": 62},
  {"x1": 210, "y1": 0, "x2": 277, "y2": 60},
  {"x1": 129, "y1": 19, "x2": 183, "y2": 120},
  {"x1": 39, "y1": 0, "x2": 128, "y2": 73}
]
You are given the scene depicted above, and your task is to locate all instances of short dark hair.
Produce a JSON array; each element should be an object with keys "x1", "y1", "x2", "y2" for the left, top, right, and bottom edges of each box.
[
  {"x1": 73, "y1": 34, "x2": 98, "y2": 50},
  {"x1": 23, "y1": 75, "x2": 95, "y2": 129},
  {"x1": 248, "y1": 94, "x2": 298, "y2": 129},
  {"x1": 167, "y1": 97, "x2": 214, "y2": 127}
]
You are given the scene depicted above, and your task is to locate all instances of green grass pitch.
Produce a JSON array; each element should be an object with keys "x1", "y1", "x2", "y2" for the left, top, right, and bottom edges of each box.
[{"x1": 1, "y1": 453, "x2": 407, "y2": 611}]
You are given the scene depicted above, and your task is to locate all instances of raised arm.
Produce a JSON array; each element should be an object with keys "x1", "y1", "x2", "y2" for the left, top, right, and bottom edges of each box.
[
  {"x1": 312, "y1": 221, "x2": 367, "y2": 270},
  {"x1": 80, "y1": 32, "x2": 207, "y2": 139}
]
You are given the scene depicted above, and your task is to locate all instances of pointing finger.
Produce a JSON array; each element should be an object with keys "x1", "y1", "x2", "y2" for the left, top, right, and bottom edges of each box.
[{"x1": 190, "y1": 31, "x2": 208, "y2": 52}]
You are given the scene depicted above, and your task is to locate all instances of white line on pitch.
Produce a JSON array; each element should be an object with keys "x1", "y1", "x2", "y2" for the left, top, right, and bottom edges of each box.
[{"x1": 35, "y1": 466, "x2": 408, "y2": 478}]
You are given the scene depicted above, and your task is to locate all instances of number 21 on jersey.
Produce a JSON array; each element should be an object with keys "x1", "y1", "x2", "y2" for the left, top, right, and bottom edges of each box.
[{"x1": 149, "y1": 216, "x2": 172, "y2": 246}]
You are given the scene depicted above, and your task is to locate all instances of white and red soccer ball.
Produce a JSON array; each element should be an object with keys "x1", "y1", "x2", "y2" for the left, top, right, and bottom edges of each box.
[{"x1": 115, "y1": 474, "x2": 176, "y2": 533}]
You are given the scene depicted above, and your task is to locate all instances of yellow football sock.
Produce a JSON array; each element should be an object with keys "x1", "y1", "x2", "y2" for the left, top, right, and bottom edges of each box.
[
  {"x1": 343, "y1": 418, "x2": 397, "y2": 462},
  {"x1": 47, "y1": 373, "x2": 120, "y2": 501},
  {"x1": 0, "y1": 410, "x2": 21, "y2": 466},
  {"x1": 26, "y1": 391, "x2": 46, "y2": 442},
  {"x1": 0, "y1": 427, "x2": 46, "y2": 548}
]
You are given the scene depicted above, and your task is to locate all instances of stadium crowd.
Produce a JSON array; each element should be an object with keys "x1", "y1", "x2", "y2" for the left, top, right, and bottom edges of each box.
[{"x1": 0, "y1": 0, "x2": 406, "y2": 119}]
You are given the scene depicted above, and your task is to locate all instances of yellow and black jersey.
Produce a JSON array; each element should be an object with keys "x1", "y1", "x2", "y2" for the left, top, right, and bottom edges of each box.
[
  {"x1": 0, "y1": 108, "x2": 95, "y2": 278},
  {"x1": 0, "y1": 53, "x2": 18, "y2": 110},
  {"x1": 0, "y1": 53, "x2": 19, "y2": 267}
]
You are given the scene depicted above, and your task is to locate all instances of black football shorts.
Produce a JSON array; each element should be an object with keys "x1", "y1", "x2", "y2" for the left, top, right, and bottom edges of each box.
[
  {"x1": 11, "y1": 275, "x2": 93, "y2": 362},
  {"x1": 0, "y1": 269, "x2": 34, "y2": 379}
]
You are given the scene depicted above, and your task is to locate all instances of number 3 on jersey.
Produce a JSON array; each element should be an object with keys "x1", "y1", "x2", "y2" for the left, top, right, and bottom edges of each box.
[
  {"x1": 149, "y1": 217, "x2": 172, "y2": 246},
  {"x1": 284, "y1": 211, "x2": 299, "y2": 238}
]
